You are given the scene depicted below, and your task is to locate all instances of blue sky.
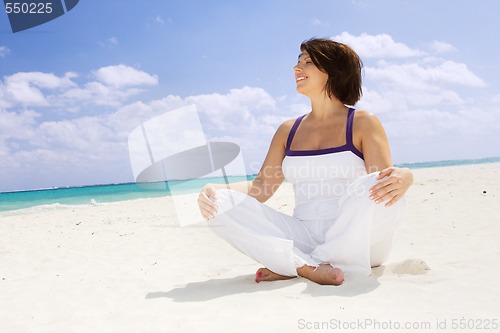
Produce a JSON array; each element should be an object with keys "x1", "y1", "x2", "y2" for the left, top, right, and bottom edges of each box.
[{"x1": 1, "y1": 0, "x2": 500, "y2": 191}]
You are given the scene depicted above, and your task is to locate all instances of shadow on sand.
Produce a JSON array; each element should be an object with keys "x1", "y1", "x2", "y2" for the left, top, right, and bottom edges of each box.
[
  {"x1": 146, "y1": 274, "x2": 296, "y2": 302},
  {"x1": 147, "y1": 259, "x2": 430, "y2": 302},
  {"x1": 146, "y1": 271, "x2": 383, "y2": 302}
]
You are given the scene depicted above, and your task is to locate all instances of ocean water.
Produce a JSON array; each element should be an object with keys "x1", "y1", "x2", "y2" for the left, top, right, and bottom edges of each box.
[
  {"x1": 1, "y1": 157, "x2": 499, "y2": 215},
  {"x1": 0, "y1": 176, "x2": 253, "y2": 215},
  {"x1": 396, "y1": 156, "x2": 500, "y2": 169}
]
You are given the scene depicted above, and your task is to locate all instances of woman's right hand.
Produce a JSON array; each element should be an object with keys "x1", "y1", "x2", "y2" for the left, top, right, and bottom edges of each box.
[{"x1": 197, "y1": 183, "x2": 219, "y2": 220}]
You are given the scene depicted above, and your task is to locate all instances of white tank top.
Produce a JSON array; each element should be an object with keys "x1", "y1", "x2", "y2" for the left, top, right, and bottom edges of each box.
[{"x1": 282, "y1": 108, "x2": 367, "y2": 220}]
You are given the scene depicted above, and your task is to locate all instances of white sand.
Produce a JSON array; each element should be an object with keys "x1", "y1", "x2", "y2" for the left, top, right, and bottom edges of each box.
[{"x1": 1, "y1": 163, "x2": 499, "y2": 332}]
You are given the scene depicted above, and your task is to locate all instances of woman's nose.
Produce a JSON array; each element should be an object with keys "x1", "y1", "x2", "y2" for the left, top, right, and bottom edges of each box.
[{"x1": 294, "y1": 64, "x2": 302, "y2": 72}]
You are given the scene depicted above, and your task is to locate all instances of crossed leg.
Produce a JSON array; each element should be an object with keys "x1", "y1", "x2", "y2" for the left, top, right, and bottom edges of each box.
[{"x1": 255, "y1": 265, "x2": 344, "y2": 286}]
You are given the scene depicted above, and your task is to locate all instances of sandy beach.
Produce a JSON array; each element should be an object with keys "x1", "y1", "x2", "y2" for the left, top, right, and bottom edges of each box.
[{"x1": 1, "y1": 162, "x2": 499, "y2": 332}]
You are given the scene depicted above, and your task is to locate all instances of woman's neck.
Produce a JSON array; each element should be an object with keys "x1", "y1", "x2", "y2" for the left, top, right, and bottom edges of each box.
[{"x1": 308, "y1": 94, "x2": 347, "y2": 120}]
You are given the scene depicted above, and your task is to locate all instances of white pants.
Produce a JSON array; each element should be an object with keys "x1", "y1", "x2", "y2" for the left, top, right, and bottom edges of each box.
[{"x1": 208, "y1": 173, "x2": 406, "y2": 276}]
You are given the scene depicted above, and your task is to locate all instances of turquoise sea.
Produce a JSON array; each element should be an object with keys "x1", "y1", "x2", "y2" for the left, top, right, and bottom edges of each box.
[
  {"x1": 1, "y1": 157, "x2": 499, "y2": 214},
  {"x1": 0, "y1": 176, "x2": 254, "y2": 215}
]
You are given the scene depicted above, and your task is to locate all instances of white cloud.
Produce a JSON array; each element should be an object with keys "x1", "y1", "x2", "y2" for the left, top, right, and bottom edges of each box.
[
  {"x1": 0, "y1": 109, "x2": 39, "y2": 133},
  {"x1": 155, "y1": 16, "x2": 165, "y2": 24},
  {"x1": 0, "y1": 65, "x2": 158, "y2": 110},
  {"x1": 356, "y1": 46, "x2": 486, "y2": 148},
  {"x1": 5, "y1": 71, "x2": 77, "y2": 90},
  {"x1": 110, "y1": 86, "x2": 284, "y2": 159},
  {"x1": 427, "y1": 41, "x2": 457, "y2": 54},
  {"x1": 107, "y1": 37, "x2": 119, "y2": 45},
  {"x1": 186, "y1": 86, "x2": 276, "y2": 131},
  {"x1": 0, "y1": 72, "x2": 77, "y2": 107},
  {"x1": 92, "y1": 64, "x2": 158, "y2": 88},
  {"x1": 62, "y1": 81, "x2": 145, "y2": 107},
  {"x1": 333, "y1": 32, "x2": 424, "y2": 58},
  {"x1": 107, "y1": 95, "x2": 187, "y2": 135},
  {"x1": 492, "y1": 94, "x2": 500, "y2": 105},
  {"x1": 345, "y1": 33, "x2": 485, "y2": 121},
  {"x1": 0, "y1": 84, "x2": 305, "y2": 190},
  {"x1": 333, "y1": 32, "x2": 498, "y2": 163},
  {"x1": 0, "y1": 109, "x2": 39, "y2": 157},
  {"x1": 0, "y1": 46, "x2": 10, "y2": 57},
  {"x1": 351, "y1": 0, "x2": 367, "y2": 8},
  {"x1": 366, "y1": 60, "x2": 486, "y2": 89},
  {"x1": 311, "y1": 17, "x2": 329, "y2": 27},
  {"x1": 98, "y1": 37, "x2": 119, "y2": 47}
]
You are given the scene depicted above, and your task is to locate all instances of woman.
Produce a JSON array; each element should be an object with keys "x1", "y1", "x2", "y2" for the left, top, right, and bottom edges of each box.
[{"x1": 197, "y1": 38, "x2": 413, "y2": 286}]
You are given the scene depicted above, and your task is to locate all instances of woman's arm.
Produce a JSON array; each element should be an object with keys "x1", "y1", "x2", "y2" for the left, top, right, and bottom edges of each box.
[
  {"x1": 197, "y1": 120, "x2": 292, "y2": 219},
  {"x1": 355, "y1": 111, "x2": 413, "y2": 206},
  {"x1": 247, "y1": 120, "x2": 292, "y2": 202}
]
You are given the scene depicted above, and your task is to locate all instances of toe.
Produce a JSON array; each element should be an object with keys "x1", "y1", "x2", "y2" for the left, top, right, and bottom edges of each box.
[
  {"x1": 333, "y1": 268, "x2": 344, "y2": 285},
  {"x1": 255, "y1": 268, "x2": 265, "y2": 283}
]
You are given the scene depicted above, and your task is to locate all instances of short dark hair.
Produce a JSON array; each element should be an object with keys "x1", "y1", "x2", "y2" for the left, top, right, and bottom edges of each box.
[{"x1": 300, "y1": 38, "x2": 363, "y2": 105}]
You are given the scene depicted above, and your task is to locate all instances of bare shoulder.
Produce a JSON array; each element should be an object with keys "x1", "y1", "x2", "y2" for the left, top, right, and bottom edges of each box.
[
  {"x1": 273, "y1": 117, "x2": 297, "y2": 142},
  {"x1": 353, "y1": 109, "x2": 384, "y2": 131},
  {"x1": 278, "y1": 117, "x2": 297, "y2": 130},
  {"x1": 265, "y1": 117, "x2": 299, "y2": 151}
]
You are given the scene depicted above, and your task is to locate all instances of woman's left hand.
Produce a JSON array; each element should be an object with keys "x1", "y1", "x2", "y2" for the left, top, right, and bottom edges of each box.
[{"x1": 369, "y1": 167, "x2": 413, "y2": 207}]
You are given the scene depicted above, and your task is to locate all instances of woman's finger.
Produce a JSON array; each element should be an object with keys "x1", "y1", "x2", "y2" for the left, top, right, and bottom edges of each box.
[
  {"x1": 370, "y1": 176, "x2": 395, "y2": 196},
  {"x1": 370, "y1": 179, "x2": 402, "y2": 203},
  {"x1": 370, "y1": 179, "x2": 387, "y2": 195},
  {"x1": 204, "y1": 184, "x2": 218, "y2": 200},
  {"x1": 376, "y1": 166, "x2": 394, "y2": 180},
  {"x1": 198, "y1": 198, "x2": 217, "y2": 216},
  {"x1": 384, "y1": 193, "x2": 401, "y2": 207},
  {"x1": 197, "y1": 186, "x2": 219, "y2": 219}
]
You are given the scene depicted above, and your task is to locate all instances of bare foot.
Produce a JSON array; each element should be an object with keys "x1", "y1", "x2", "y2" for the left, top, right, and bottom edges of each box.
[
  {"x1": 255, "y1": 267, "x2": 295, "y2": 283},
  {"x1": 297, "y1": 264, "x2": 344, "y2": 286}
]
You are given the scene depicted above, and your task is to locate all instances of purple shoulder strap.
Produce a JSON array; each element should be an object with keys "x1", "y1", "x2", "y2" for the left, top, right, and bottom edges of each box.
[
  {"x1": 286, "y1": 114, "x2": 306, "y2": 151},
  {"x1": 346, "y1": 108, "x2": 364, "y2": 159}
]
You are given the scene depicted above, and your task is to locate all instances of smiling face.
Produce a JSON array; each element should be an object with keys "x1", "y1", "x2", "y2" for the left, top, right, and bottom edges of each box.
[{"x1": 294, "y1": 51, "x2": 329, "y2": 98}]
